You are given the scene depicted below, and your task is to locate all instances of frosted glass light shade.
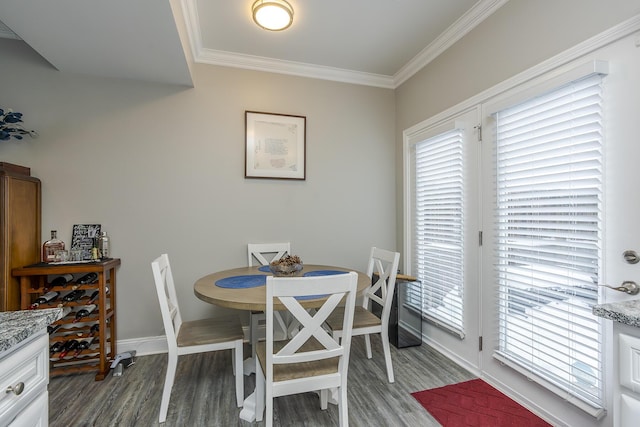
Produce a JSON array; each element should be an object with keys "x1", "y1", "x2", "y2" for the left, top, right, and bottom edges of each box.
[{"x1": 252, "y1": 0, "x2": 294, "y2": 31}]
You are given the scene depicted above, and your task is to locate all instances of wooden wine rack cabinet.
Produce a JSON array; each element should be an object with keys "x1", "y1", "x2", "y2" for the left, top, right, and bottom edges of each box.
[{"x1": 13, "y1": 258, "x2": 120, "y2": 381}]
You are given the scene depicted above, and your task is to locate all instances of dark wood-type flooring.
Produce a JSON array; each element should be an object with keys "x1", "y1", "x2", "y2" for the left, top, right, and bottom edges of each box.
[{"x1": 49, "y1": 337, "x2": 474, "y2": 426}]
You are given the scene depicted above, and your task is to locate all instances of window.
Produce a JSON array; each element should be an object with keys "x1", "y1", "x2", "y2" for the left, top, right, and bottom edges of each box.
[
  {"x1": 413, "y1": 129, "x2": 465, "y2": 337},
  {"x1": 492, "y1": 73, "x2": 605, "y2": 415}
]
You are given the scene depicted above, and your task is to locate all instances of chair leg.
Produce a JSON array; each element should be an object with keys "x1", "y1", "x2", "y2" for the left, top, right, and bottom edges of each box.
[
  {"x1": 255, "y1": 361, "x2": 265, "y2": 422},
  {"x1": 159, "y1": 352, "x2": 177, "y2": 423},
  {"x1": 364, "y1": 333, "x2": 373, "y2": 359},
  {"x1": 380, "y1": 331, "x2": 394, "y2": 383},
  {"x1": 320, "y1": 389, "x2": 328, "y2": 410},
  {"x1": 265, "y1": 374, "x2": 274, "y2": 427},
  {"x1": 338, "y1": 384, "x2": 349, "y2": 427},
  {"x1": 234, "y1": 340, "x2": 244, "y2": 407}
]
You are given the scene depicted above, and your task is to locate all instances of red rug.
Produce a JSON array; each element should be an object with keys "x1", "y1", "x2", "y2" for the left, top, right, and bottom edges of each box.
[{"x1": 412, "y1": 379, "x2": 552, "y2": 427}]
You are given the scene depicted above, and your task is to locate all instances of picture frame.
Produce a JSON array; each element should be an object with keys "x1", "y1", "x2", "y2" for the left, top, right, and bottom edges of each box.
[
  {"x1": 245, "y1": 111, "x2": 306, "y2": 180},
  {"x1": 70, "y1": 224, "x2": 101, "y2": 260}
]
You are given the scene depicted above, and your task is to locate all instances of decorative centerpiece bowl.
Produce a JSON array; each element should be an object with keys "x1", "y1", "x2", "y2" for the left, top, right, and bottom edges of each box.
[{"x1": 269, "y1": 255, "x2": 303, "y2": 276}]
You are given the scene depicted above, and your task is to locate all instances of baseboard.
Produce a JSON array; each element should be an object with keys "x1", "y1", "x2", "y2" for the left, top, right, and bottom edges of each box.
[
  {"x1": 420, "y1": 333, "x2": 481, "y2": 377},
  {"x1": 116, "y1": 325, "x2": 253, "y2": 357},
  {"x1": 116, "y1": 335, "x2": 168, "y2": 356}
]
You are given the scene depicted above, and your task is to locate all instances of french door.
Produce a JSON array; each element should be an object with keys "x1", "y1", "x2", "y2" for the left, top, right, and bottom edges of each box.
[{"x1": 404, "y1": 106, "x2": 481, "y2": 369}]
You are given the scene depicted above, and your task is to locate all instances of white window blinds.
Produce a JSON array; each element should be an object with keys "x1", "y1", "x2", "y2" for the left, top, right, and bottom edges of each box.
[
  {"x1": 493, "y1": 73, "x2": 604, "y2": 415},
  {"x1": 414, "y1": 129, "x2": 465, "y2": 337}
]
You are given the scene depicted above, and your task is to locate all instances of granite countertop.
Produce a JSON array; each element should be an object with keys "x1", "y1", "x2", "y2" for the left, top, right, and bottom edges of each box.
[
  {"x1": 592, "y1": 300, "x2": 640, "y2": 328},
  {"x1": 0, "y1": 308, "x2": 63, "y2": 353}
]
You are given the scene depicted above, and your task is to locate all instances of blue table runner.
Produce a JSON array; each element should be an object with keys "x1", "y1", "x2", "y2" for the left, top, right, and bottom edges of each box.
[{"x1": 215, "y1": 274, "x2": 267, "y2": 289}]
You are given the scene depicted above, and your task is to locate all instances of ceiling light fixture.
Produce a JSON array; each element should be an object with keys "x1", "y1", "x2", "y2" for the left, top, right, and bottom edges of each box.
[{"x1": 252, "y1": 0, "x2": 294, "y2": 31}]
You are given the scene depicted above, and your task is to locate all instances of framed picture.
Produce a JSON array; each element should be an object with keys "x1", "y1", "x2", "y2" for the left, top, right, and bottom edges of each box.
[
  {"x1": 70, "y1": 224, "x2": 101, "y2": 260},
  {"x1": 245, "y1": 111, "x2": 306, "y2": 180}
]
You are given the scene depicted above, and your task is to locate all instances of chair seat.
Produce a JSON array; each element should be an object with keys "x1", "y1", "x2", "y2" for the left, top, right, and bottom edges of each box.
[
  {"x1": 177, "y1": 315, "x2": 245, "y2": 347},
  {"x1": 326, "y1": 306, "x2": 381, "y2": 331},
  {"x1": 256, "y1": 338, "x2": 340, "y2": 382}
]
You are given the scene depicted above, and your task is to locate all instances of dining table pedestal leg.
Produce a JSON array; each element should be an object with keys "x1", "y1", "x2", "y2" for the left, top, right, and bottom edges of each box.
[
  {"x1": 243, "y1": 356, "x2": 256, "y2": 375},
  {"x1": 239, "y1": 392, "x2": 257, "y2": 422}
]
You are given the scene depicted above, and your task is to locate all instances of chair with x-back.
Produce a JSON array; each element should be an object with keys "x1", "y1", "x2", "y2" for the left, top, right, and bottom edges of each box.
[
  {"x1": 324, "y1": 247, "x2": 400, "y2": 383},
  {"x1": 248, "y1": 243, "x2": 291, "y2": 346},
  {"x1": 151, "y1": 254, "x2": 244, "y2": 423},
  {"x1": 255, "y1": 272, "x2": 358, "y2": 427}
]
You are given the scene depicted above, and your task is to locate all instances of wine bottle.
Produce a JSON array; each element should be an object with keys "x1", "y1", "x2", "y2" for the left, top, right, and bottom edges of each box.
[
  {"x1": 42, "y1": 230, "x2": 65, "y2": 263},
  {"x1": 77, "y1": 272, "x2": 98, "y2": 284},
  {"x1": 29, "y1": 291, "x2": 60, "y2": 309},
  {"x1": 62, "y1": 289, "x2": 86, "y2": 302},
  {"x1": 87, "y1": 287, "x2": 109, "y2": 304},
  {"x1": 73, "y1": 304, "x2": 97, "y2": 322},
  {"x1": 47, "y1": 324, "x2": 62, "y2": 335},
  {"x1": 50, "y1": 340, "x2": 67, "y2": 354},
  {"x1": 89, "y1": 323, "x2": 100, "y2": 337},
  {"x1": 49, "y1": 274, "x2": 74, "y2": 288},
  {"x1": 74, "y1": 336, "x2": 96, "y2": 356},
  {"x1": 59, "y1": 339, "x2": 79, "y2": 358}
]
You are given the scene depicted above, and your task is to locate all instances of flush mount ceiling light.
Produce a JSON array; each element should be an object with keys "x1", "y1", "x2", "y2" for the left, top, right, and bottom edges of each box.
[{"x1": 252, "y1": 0, "x2": 294, "y2": 31}]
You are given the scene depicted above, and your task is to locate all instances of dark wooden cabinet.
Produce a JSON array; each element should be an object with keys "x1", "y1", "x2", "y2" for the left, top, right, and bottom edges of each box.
[
  {"x1": 0, "y1": 163, "x2": 41, "y2": 311},
  {"x1": 14, "y1": 258, "x2": 120, "y2": 380}
]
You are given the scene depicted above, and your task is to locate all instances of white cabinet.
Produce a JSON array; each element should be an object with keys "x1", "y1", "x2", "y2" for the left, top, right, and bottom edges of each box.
[
  {"x1": 614, "y1": 324, "x2": 640, "y2": 427},
  {"x1": 0, "y1": 332, "x2": 49, "y2": 427}
]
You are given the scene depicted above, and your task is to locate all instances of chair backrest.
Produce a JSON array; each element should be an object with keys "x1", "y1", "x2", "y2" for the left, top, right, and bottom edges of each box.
[
  {"x1": 265, "y1": 272, "x2": 358, "y2": 372},
  {"x1": 363, "y1": 247, "x2": 400, "y2": 326},
  {"x1": 248, "y1": 242, "x2": 291, "y2": 267},
  {"x1": 151, "y1": 254, "x2": 182, "y2": 354}
]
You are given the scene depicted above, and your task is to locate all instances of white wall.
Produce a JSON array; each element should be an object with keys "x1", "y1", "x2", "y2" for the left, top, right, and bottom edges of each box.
[{"x1": 0, "y1": 38, "x2": 396, "y2": 340}]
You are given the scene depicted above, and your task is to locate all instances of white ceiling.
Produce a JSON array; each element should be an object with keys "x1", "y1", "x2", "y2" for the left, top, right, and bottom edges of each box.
[{"x1": 0, "y1": 0, "x2": 508, "y2": 89}]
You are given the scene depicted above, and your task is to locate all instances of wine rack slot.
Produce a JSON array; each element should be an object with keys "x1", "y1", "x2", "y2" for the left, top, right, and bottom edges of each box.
[{"x1": 13, "y1": 258, "x2": 120, "y2": 381}]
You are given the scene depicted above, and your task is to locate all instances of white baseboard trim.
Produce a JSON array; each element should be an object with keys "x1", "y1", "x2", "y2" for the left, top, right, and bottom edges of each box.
[
  {"x1": 420, "y1": 333, "x2": 481, "y2": 377},
  {"x1": 117, "y1": 335, "x2": 168, "y2": 356},
  {"x1": 116, "y1": 325, "x2": 254, "y2": 357}
]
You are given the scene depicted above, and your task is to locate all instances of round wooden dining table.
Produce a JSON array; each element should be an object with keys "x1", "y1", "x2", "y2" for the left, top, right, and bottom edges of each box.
[
  {"x1": 193, "y1": 264, "x2": 370, "y2": 422},
  {"x1": 193, "y1": 264, "x2": 371, "y2": 310}
]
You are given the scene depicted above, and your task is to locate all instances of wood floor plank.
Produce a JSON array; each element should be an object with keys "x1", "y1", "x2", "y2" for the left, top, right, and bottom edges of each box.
[{"x1": 48, "y1": 336, "x2": 474, "y2": 426}]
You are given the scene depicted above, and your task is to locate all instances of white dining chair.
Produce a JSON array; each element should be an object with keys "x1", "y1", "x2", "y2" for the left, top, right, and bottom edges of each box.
[
  {"x1": 255, "y1": 272, "x2": 358, "y2": 427},
  {"x1": 325, "y1": 247, "x2": 400, "y2": 383},
  {"x1": 248, "y1": 243, "x2": 291, "y2": 346},
  {"x1": 151, "y1": 254, "x2": 244, "y2": 423}
]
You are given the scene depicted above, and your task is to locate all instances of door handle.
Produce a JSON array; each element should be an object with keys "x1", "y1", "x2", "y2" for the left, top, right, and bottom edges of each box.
[{"x1": 602, "y1": 281, "x2": 640, "y2": 295}]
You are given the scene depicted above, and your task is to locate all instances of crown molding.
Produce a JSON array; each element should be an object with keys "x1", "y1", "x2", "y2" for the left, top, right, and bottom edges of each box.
[
  {"x1": 181, "y1": 0, "x2": 507, "y2": 89},
  {"x1": 393, "y1": 0, "x2": 511, "y2": 87},
  {"x1": 195, "y1": 48, "x2": 396, "y2": 89}
]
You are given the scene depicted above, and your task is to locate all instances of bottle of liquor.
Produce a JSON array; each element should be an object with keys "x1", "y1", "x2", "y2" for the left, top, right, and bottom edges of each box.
[
  {"x1": 59, "y1": 339, "x2": 79, "y2": 358},
  {"x1": 73, "y1": 304, "x2": 97, "y2": 322},
  {"x1": 98, "y1": 231, "x2": 110, "y2": 259},
  {"x1": 74, "y1": 336, "x2": 96, "y2": 356},
  {"x1": 62, "y1": 289, "x2": 86, "y2": 302},
  {"x1": 50, "y1": 340, "x2": 67, "y2": 354},
  {"x1": 29, "y1": 291, "x2": 60, "y2": 309},
  {"x1": 76, "y1": 272, "x2": 98, "y2": 284},
  {"x1": 42, "y1": 230, "x2": 65, "y2": 263}
]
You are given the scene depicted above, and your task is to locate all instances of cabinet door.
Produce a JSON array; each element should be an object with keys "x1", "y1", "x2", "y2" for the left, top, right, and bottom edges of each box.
[
  {"x1": 8, "y1": 391, "x2": 48, "y2": 427},
  {"x1": 1, "y1": 174, "x2": 41, "y2": 311}
]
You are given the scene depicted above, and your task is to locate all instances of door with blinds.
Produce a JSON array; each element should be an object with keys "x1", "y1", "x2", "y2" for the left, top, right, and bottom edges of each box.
[
  {"x1": 405, "y1": 107, "x2": 481, "y2": 368},
  {"x1": 480, "y1": 68, "x2": 606, "y2": 417}
]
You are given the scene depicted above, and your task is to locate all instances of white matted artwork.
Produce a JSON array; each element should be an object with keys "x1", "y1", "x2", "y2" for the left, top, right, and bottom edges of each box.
[{"x1": 245, "y1": 111, "x2": 306, "y2": 180}]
